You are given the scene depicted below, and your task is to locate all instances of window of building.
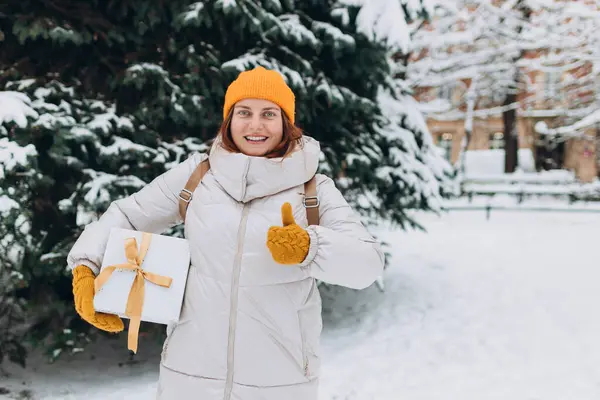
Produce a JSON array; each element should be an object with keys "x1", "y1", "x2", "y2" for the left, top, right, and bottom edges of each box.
[
  {"x1": 490, "y1": 131, "x2": 504, "y2": 149},
  {"x1": 437, "y1": 85, "x2": 453, "y2": 101},
  {"x1": 545, "y1": 70, "x2": 561, "y2": 99},
  {"x1": 437, "y1": 132, "x2": 454, "y2": 161}
]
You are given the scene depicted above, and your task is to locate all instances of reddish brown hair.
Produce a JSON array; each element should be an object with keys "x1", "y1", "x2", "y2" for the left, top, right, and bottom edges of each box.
[{"x1": 217, "y1": 108, "x2": 303, "y2": 159}]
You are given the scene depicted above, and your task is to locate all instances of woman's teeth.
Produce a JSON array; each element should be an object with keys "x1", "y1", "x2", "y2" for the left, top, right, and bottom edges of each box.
[{"x1": 245, "y1": 136, "x2": 267, "y2": 142}]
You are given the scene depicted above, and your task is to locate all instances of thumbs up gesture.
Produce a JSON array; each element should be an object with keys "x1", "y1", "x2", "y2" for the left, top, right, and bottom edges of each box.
[{"x1": 267, "y1": 202, "x2": 310, "y2": 265}]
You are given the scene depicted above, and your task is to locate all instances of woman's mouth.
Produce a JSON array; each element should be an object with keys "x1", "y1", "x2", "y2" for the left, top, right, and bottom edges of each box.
[{"x1": 245, "y1": 135, "x2": 268, "y2": 143}]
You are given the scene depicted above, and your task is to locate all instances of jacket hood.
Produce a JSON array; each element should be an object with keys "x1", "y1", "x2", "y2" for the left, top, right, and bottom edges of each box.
[{"x1": 208, "y1": 135, "x2": 320, "y2": 203}]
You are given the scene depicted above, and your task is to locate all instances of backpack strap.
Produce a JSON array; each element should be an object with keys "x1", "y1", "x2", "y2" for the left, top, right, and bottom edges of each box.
[
  {"x1": 178, "y1": 159, "x2": 210, "y2": 222},
  {"x1": 303, "y1": 175, "x2": 319, "y2": 226}
]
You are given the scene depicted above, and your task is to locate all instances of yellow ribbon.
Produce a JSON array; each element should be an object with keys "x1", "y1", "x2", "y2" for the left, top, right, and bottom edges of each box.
[{"x1": 94, "y1": 232, "x2": 172, "y2": 353}]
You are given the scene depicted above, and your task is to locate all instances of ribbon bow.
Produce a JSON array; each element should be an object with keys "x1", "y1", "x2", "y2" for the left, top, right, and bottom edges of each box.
[{"x1": 95, "y1": 232, "x2": 172, "y2": 353}]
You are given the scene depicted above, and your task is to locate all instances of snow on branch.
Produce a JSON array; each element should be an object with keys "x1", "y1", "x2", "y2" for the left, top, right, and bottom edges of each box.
[
  {"x1": 312, "y1": 21, "x2": 355, "y2": 49},
  {"x1": 278, "y1": 14, "x2": 319, "y2": 47},
  {"x1": 181, "y1": 2, "x2": 205, "y2": 23},
  {"x1": 0, "y1": 138, "x2": 37, "y2": 178},
  {"x1": 427, "y1": 101, "x2": 520, "y2": 120},
  {"x1": 535, "y1": 109, "x2": 600, "y2": 138},
  {"x1": 0, "y1": 91, "x2": 39, "y2": 128},
  {"x1": 339, "y1": 0, "x2": 412, "y2": 52},
  {"x1": 222, "y1": 53, "x2": 308, "y2": 90}
]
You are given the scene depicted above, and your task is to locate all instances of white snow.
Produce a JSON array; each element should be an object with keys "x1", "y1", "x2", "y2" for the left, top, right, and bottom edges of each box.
[
  {"x1": 5, "y1": 79, "x2": 37, "y2": 91},
  {"x1": 444, "y1": 194, "x2": 600, "y2": 211},
  {"x1": 68, "y1": 127, "x2": 95, "y2": 139},
  {"x1": 126, "y1": 63, "x2": 168, "y2": 76},
  {"x1": 462, "y1": 182, "x2": 577, "y2": 196},
  {"x1": 34, "y1": 111, "x2": 76, "y2": 130},
  {"x1": 340, "y1": 0, "x2": 412, "y2": 52},
  {"x1": 279, "y1": 14, "x2": 320, "y2": 47},
  {"x1": 86, "y1": 107, "x2": 135, "y2": 134},
  {"x1": 330, "y1": 7, "x2": 350, "y2": 26},
  {"x1": 463, "y1": 169, "x2": 576, "y2": 184},
  {"x1": 314, "y1": 78, "x2": 345, "y2": 105},
  {"x1": 312, "y1": 21, "x2": 355, "y2": 49},
  {"x1": 0, "y1": 195, "x2": 19, "y2": 214},
  {"x1": 0, "y1": 138, "x2": 37, "y2": 180},
  {"x1": 417, "y1": 98, "x2": 452, "y2": 113},
  {"x1": 0, "y1": 91, "x2": 39, "y2": 127},
  {"x1": 80, "y1": 171, "x2": 146, "y2": 206},
  {"x1": 181, "y1": 2, "x2": 204, "y2": 22},
  {"x1": 216, "y1": 0, "x2": 238, "y2": 12},
  {"x1": 222, "y1": 54, "x2": 308, "y2": 90},
  {"x1": 100, "y1": 137, "x2": 157, "y2": 157},
  {"x1": 456, "y1": 151, "x2": 600, "y2": 201},
  {"x1": 49, "y1": 27, "x2": 83, "y2": 44},
  {"x1": 376, "y1": 85, "x2": 458, "y2": 204},
  {"x1": 4, "y1": 209, "x2": 600, "y2": 399},
  {"x1": 535, "y1": 109, "x2": 600, "y2": 138},
  {"x1": 462, "y1": 148, "x2": 536, "y2": 176}
]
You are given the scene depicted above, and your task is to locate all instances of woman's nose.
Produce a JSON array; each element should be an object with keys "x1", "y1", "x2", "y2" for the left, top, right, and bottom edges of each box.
[{"x1": 248, "y1": 115, "x2": 262, "y2": 131}]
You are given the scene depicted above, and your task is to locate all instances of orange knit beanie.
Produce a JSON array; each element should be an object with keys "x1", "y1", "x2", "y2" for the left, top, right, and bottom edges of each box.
[{"x1": 223, "y1": 66, "x2": 295, "y2": 124}]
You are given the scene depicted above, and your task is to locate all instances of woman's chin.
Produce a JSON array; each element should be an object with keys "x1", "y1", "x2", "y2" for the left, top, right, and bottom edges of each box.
[{"x1": 240, "y1": 146, "x2": 270, "y2": 157}]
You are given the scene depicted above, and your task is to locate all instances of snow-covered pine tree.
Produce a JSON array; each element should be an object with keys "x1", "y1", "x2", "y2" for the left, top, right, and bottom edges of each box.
[
  {"x1": 0, "y1": 1, "x2": 210, "y2": 364},
  {"x1": 0, "y1": 92, "x2": 40, "y2": 366}
]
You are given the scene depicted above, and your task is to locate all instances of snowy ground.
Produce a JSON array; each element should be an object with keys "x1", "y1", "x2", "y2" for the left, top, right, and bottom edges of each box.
[{"x1": 3, "y1": 209, "x2": 600, "y2": 399}]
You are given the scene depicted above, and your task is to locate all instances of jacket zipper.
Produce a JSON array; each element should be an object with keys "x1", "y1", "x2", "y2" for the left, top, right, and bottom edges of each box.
[
  {"x1": 298, "y1": 312, "x2": 309, "y2": 377},
  {"x1": 299, "y1": 278, "x2": 317, "y2": 378},
  {"x1": 223, "y1": 203, "x2": 250, "y2": 400}
]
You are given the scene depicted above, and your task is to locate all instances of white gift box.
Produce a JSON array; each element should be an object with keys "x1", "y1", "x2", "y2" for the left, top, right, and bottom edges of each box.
[{"x1": 94, "y1": 227, "x2": 191, "y2": 325}]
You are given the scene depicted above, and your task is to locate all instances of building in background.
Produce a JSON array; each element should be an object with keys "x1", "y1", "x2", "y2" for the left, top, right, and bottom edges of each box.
[{"x1": 408, "y1": 0, "x2": 600, "y2": 182}]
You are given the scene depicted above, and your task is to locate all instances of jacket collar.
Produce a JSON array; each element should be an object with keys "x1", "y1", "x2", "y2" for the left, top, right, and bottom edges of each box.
[{"x1": 208, "y1": 135, "x2": 320, "y2": 203}]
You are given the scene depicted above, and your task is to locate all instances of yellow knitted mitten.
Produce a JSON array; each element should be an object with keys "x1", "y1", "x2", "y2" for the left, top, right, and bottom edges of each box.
[
  {"x1": 72, "y1": 265, "x2": 124, "y2": 333},
  {"x1": 267, "y1": 202, "x2": 310, "y2": 265}
]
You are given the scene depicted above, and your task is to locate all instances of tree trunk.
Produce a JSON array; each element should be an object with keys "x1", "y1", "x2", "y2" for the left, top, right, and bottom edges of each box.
[
  {"x1": 460, "y1": 77, "x2": 477, "y2": 177},
  {"x1": 502, "y1": 0, "x2": 531, "y2": 174},
  {"x1": 503, "y1": 92, "x2": 518, "y2": 173}
]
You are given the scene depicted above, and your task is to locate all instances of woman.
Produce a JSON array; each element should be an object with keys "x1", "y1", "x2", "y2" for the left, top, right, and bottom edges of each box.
[{"x1": 67, "y1": 66, "x2": 384, "y2": 399}]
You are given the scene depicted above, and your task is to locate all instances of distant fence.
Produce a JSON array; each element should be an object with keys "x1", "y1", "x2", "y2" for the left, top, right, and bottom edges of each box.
[
  {"x1": 458, "y1": 173, "x2": 600, "y2": 205},
  {"x1": 443, "y1": 203, "x2": 600, "y2": 220},
  {"x1": 461, "y1": 186, "x2": 600, "y2": 203}
]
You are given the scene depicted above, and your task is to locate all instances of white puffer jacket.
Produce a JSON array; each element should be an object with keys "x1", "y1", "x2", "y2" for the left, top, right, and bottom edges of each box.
[{"x1": 67, "y1": 136, "x2": 385, "y2": 400}]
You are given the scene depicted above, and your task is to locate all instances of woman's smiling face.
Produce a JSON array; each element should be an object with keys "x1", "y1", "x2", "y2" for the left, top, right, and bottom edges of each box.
[{"x1": 229, "y1": 98, "x2": 284, "y2": 157}]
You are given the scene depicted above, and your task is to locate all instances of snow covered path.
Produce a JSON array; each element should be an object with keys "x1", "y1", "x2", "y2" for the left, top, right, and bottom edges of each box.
[
  {"x1": 3, "y1": 210, "x2": 600, "y2": 399},
  {"x1": 320, "y1": 211, "x2": 600, "y2": 399}
]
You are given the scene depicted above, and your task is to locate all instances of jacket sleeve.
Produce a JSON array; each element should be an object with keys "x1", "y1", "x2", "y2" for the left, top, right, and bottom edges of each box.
[
  {"x1": 66, "y1": 152, "x2": 206, "y2": 275},
  {"x1": 299, "y1": 174, "x2": 385, "y2": 289}
]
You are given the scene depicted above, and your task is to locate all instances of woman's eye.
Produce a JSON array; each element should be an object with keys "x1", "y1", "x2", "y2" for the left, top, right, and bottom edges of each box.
[
  {"x1": 238, "y1": 110, "x2": 250, "y2": 116},
  {"x1": 264, "y1": 112, "x2": 276, "y2": 117}
]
